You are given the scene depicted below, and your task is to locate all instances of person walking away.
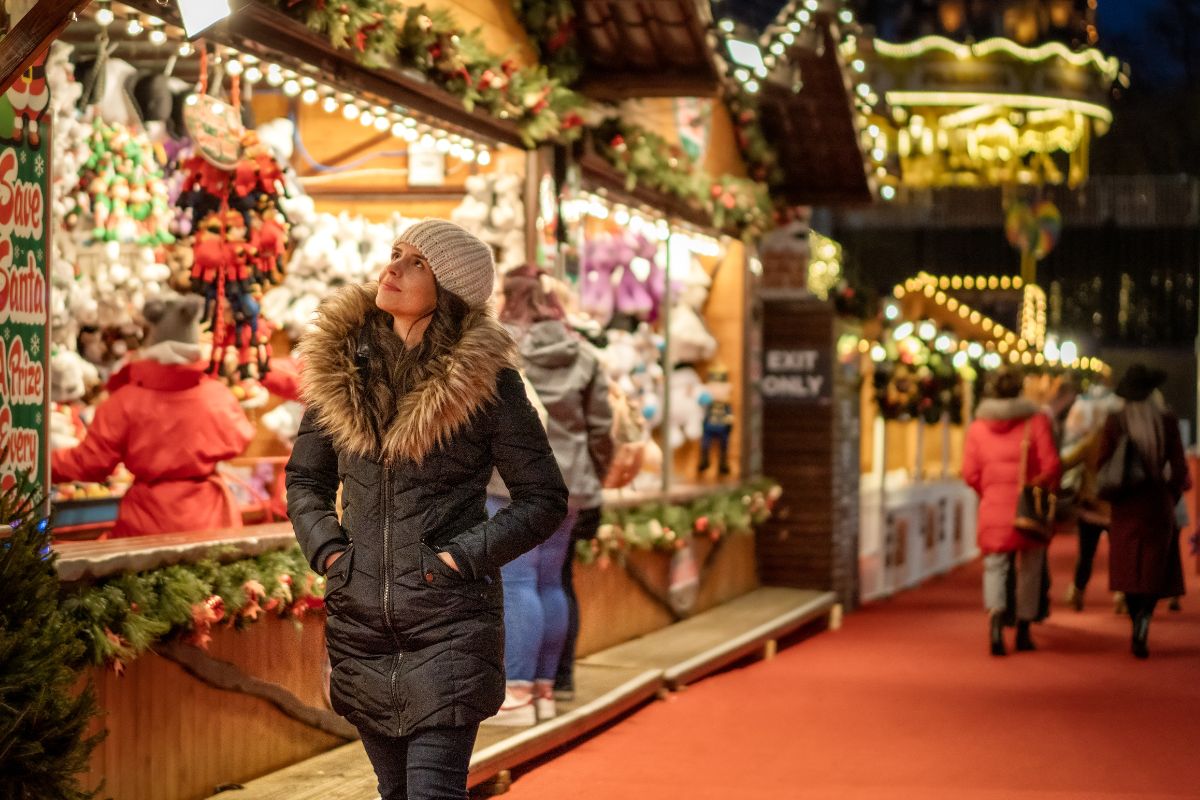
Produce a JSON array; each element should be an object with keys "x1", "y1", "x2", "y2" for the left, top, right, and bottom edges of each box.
[
  {"x1": 485, "y1": 266, "x2": 613, "y2": 724},
  {"x1": 1060, "y1": 383, "x2": 1119, "y2": 610},
  {"x1": 1097, "y1": 364, "x2": 1189, "y2": 659},
  {"x1": 287, "y1": 220, "x2": 568, "y2": 799},
  {"x1": 963, "y1": 367, "x2": 1061, "y2": 656},
  {"x1": 52, "y1": 293, "x2": 254, "y2": 537}
]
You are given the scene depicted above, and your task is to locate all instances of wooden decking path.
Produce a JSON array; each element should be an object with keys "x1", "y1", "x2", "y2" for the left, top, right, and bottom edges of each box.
[{"x1": 205, "y1": 587, "x2": 836, "y2": 798}]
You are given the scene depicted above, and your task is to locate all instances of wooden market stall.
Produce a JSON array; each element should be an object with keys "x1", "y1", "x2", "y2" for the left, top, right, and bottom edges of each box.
[
  {"x1": 2, "y1": 2, "x2": 801, "y2": 798},
  {"x1": 857, "y1": 271, "x2": 1110, "y2": 601}
]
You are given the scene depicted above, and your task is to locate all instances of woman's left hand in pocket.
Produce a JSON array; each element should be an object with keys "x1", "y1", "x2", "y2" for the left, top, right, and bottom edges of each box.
[{"x1": 437, "y1": 551, "x2": 461, "y2": 574}]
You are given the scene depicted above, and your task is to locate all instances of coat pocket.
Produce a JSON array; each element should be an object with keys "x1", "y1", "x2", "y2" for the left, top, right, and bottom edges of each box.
[
  {"x1": 325, "y1": 542, "x2": 355, "y2": 598},
  {"x1": 419, "y1": 542, "x2": 467, "y2": 583}
]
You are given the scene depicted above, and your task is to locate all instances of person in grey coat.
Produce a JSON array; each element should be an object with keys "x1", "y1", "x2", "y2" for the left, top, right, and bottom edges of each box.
[
  {"x1": 484, "y1": 265, "x2": 613, "y2": 725},
  {"x1": 286, "y1": 221, "x2": 568, "y2": 800}
]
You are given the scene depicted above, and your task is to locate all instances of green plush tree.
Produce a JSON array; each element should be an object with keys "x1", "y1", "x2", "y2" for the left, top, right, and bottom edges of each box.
[{"x1": 0, "y1": 482, "x2": 101, "y2": 799}]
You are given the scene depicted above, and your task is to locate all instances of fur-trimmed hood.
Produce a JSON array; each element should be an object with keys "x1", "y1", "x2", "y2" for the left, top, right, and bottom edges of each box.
[
  {"x1": 975, "y1": 397, "x2": 1039, "y2": 428},
  {"x1": 297, "y1": 283, "x2": 517, "y2": 464}
]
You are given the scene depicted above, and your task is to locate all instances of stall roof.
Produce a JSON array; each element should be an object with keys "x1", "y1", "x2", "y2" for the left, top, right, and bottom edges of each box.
[
  {"x1": 759, "y1": 20, "x2": 872, "y2": 205},
  {"x1": 117, "y1": 0, "x2": 525, "y2": 148},
  {"x1": 573, "y1": 0, "x2": 723, "y2": 100}
]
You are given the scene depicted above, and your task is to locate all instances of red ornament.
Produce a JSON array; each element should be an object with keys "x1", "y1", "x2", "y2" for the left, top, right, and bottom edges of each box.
[{"x1": 695, "y1": 516, "x2": 709, "y2": 533}]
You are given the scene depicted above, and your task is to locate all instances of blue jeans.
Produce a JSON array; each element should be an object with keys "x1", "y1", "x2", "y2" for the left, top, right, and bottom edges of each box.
[
  {"x1": 358, "y1": 724, "x2": 478, "y2": 800},
  {"x1": 486, "y1": 496, "x2": 576, "y2": 682}
]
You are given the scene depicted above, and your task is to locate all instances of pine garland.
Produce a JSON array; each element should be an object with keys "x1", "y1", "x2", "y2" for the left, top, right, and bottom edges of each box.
[
  {"x1": 510, "y1": 0, "x2": 583, "y2": 86},
  {"x1": 276, "y1": 0, "x2": 586, "y2": 146},
  {"x1": 61, "y1": 546, "x2": 325, "y2": 670},
  {"x1": 596, "y1": 119, "x2": 773, "y2": 237},
  {"x1": 577, "y1": 480, "x2": 782, "y2": 566},
  {"x1": 0, "y1": 484, "x2": 102, "y2": 799}
]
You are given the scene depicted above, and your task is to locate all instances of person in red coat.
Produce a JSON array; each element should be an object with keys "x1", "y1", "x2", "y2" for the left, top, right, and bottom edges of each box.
[
  {"x1": 963, "y1": 367, "x2": 1061, "y2": 656},
  {"x1": 1098, "y1": 364, "x2": 1190, "y2": 659},
  {"x1": 52, "y1": 294, "x2": 255, "y2": 538}
]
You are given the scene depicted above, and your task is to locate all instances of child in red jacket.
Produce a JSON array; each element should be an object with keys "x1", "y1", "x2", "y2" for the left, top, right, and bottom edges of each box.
[{"x1": 52, "y1": 294, "x2": 255, "y2": 538}]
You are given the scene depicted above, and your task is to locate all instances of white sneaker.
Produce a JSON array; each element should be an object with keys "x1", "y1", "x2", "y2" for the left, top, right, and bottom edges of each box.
[
  {"x1": 534, "y1": 680, "x2": 557, "y2": 721},
  {"x1": 482, "y1": 682, "x2": 536, "y2": 727}
]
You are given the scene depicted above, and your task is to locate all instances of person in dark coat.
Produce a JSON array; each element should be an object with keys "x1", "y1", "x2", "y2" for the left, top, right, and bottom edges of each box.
[
  {"x1": 286, "y1": 220, "x2": 569, "y2": 800},
  {"x1": 962, "y1": 367, "x2": 1061, "y2": 656},
  {"x1": 1098, "y1": 364, "x2": 1190, "y2": 659}
]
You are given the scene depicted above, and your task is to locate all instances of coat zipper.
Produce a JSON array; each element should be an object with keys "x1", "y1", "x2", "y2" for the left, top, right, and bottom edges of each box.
[{"x1": 381, "y1": 465, "x2": 404, "y2": 734}]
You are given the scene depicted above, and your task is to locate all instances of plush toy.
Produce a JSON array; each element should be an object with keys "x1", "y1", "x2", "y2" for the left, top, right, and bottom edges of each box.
[
  {"x1": 697, "y1": 365, "x2": 735, "y2": 477},
  {"x1": 668, "y1": 256, "x2": 718, "y2": 365},
  {"x1": 451, "y1": 172, "x2": 525, "y2": 271},
  {"x1": 666, "y1": 366, "x2": 706, "y2": 449},
  {"x1": 582, "y1": 232, "x2": 665, "y2": 328}
]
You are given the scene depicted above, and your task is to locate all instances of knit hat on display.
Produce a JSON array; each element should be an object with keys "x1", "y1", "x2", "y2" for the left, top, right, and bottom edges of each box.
[{"x1": 395, "y1": 219, "x2": 496, "y2": 308}]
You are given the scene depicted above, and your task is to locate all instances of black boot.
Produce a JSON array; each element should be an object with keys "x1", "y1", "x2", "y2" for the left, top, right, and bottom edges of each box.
[
  {"x1": 1132, "y1": 614, "x2": 1150, "y2": 659},
  {"x1": 1015, "y1": 621, "x2": 1036, "y2": 652},
  {"x1": 990, "y1": 613, "x2": 1006, "y2": 656}
]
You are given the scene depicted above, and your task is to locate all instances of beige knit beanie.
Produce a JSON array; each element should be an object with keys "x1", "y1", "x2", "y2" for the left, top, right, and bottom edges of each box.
[{"x1": 395, "y1": 219, "x2": 496, "y2": 308}]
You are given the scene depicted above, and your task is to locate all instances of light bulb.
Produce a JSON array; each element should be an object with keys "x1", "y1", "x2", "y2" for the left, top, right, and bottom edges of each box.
[
  {"x1": 419, "y1": 133, "x2": 435, "y2": 147},
  {"x1": 225, "y1": 59, "x2": 243, "y2": 76},
  {"x1": 301, "y1": 88, "x2": 319, "y2": 105},
  {"x1": 392, "y1": 121, "x2": 407, "y2": 137},
  {"x1": 745, "y1": 80, "x2": 760, "y2": 93},
  {"x1": 450, "y1": 143, "x2": 464, "y2": 158},
  {"x1": 343, "y1": 104, "x2": 360, "y2": 120},
  {"x1": 374, "y1": 115, "x2": 390, "y2": 132},
  {"x1": 322, "y1": 95, "x2": 338, "y2": 113},
  {"x1": 359, "y1": 111, "x2": 375, "y2": 127},
  {"x1": 435, "y1": 137, "x2": 451, "y2": 153},
  {"x1": 149, "y1": 29, "x2": 167, "y2": 46},
  {"x1": 266, "y1": 67, "x2": 284, "y2": 87},
  {"x1": 96, "y1": 6, "x2": 114, "y2": 26},
  {"x1": 283, "y1": 79, "x2": 301, "y2": 98},
  {"x1": 127, "y1": 18, "x2": 144, "y2": 36},
  {"x1": 462, "y1": 148, "x2": 477, "y2": 163},
  {"x1": 402, "y1": 127, "x2": 419, "y2": 143},
  {"x1": 178, "y1": 42, "x2": 194, "y2": 57},
  {"x1": 477, "y1": 149, "x2": 491, "y2": 166},
  {"x1": 244, "y1": 66, "x2": 263, "y2": 84}
]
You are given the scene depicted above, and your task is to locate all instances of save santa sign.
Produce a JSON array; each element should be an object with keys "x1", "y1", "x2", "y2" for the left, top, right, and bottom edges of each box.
[{"x1": 0, "y1": 53, "x2": 50, "y2": 497}]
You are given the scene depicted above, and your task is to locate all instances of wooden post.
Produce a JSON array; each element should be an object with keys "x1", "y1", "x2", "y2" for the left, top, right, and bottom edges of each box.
[{"x1": 0, "y1": 0, "x2": 90, "y2": 94}]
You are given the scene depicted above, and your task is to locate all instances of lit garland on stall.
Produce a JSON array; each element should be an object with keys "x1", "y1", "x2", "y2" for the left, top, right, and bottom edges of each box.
[{"x1": 577, "y1": 480, "x2": 783, "y2": 566}]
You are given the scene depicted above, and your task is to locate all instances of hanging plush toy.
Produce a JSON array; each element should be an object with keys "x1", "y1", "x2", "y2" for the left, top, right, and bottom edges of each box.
[{"x1": 697, "y1": 365, "x2": 734, "y2": 477}]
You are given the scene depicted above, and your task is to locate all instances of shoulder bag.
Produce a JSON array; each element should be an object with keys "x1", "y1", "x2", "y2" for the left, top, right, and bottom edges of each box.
[
  {"x1": 1095, "y1": 415, "x2": 1148, "y2": 501},
  {"x1": 1014, "y1": 420, "x2": 1057, "y2": 542}
]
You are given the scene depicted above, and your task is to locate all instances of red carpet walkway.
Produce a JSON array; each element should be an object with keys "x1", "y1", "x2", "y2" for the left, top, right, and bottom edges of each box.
[{"x1": 506, "y1": 537, "x2": 1200, "y2": 800}]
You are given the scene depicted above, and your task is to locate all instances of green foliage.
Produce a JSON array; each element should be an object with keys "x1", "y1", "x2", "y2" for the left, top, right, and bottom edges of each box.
[
  {"x1": 276, "y1": 0, "x2": 586, "y2": 146},
  {"x1": 511, "y1": 0, "x2": 584, "y2": 86},
  {"x1": 61, "y1": 546, "x2": 321, "y2": 668},
  {"x1": 0, "y1": 485, "x2": 101, "y2": 799},
  {"x1": 578, "y1": 480, "x2": 782, "y2": 565}
]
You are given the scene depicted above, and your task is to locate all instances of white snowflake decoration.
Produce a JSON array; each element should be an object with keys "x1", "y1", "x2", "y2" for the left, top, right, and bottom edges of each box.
[
  {"x1": 34, "y1": 154, "x2": 44, "y2": 177},
  {"x1": 30, "y1": 333, "x2": 40, "y2": 358},
  {"x1": 18, "y1": 149, "x2": 27, "y2": 165}
]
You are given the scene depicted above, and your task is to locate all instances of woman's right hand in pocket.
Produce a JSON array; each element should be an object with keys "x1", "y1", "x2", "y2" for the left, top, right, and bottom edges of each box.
[{"x1": 324, "y1": 549, "x2": 345, "y2": 573}]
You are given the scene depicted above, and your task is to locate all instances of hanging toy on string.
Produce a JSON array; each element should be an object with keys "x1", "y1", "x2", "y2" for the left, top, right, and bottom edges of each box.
[{"x1": 178, "y1": 44, "x2": 288, "y2": 390}]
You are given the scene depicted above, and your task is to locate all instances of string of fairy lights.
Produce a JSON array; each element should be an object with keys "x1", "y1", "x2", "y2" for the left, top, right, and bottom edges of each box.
[
  {"x1": 88, "y1": 1, "x2": 495, "y2": 165},
  {"x1": 862, "y1": 272, "x2": 1108, "y2": 375}
]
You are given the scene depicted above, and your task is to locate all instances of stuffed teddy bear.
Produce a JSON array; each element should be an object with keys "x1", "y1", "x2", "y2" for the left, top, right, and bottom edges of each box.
[
  {"x1": 668, "y1": 256, "x2": 718, "y2": 365},
  {"x1": 666, "y1": 366, "x2": 706, "y2": 449}
]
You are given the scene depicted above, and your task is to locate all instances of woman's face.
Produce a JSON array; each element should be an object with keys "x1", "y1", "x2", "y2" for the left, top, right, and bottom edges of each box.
[{"x1": 377, "y1": 242, "x2": 437, "y2": 319}]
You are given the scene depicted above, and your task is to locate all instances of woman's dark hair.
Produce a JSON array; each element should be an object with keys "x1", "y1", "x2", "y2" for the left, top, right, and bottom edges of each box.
[
  {"x1": 500, "y1": 265, "x2": 565, "y2": 327},
  {"x1": 369, "y1": 286, "x2": 470, "y2": 405},
  {"x1": 983, "y1": 366, "x2": 1024, "y2": 400}
]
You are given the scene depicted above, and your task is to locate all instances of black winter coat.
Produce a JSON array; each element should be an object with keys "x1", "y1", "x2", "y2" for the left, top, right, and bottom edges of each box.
[{"x1": 286, "y1": 284, "x2": 568, "y2": 737}]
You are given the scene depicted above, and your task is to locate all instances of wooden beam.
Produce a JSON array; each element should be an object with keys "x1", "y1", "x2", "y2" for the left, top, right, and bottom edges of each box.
[{"x1": 0, "y1": 0, "x2": 91, "y2": 94}]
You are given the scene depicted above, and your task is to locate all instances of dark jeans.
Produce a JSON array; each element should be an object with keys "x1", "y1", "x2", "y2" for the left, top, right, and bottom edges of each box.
[
  {"x1": 1073, "y1": 520, "x2": 1106, "y2": 591},
  {"x1": 358, "y1": 724, "x2": 479, "y2": 800},
  {"x1": 555, "y1": 506, "x2": 602, "y2": 693}
]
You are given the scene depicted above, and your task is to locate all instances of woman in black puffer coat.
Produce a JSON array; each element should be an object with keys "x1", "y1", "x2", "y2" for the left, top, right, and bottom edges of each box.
[{"x1": 286, "y1": 220, "x2": 568, "y2": 800}]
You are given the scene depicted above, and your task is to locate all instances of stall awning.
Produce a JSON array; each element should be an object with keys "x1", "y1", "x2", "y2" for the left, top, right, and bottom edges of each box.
[
  {"x1": 118, "y1": 0, "x2": 525, "y2": 148},
  {"x1": 758, "y1": 21, "x2": 872, "y2": 205},
  {"x1": 573, "y1": 0, "x2": 723, "y2": 100}
]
